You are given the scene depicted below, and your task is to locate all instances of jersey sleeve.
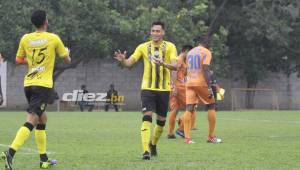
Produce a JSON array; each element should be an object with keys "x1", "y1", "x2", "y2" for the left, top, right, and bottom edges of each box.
[
  {"x1": 169, "y1": 43, "x2": 178, "y2": 61},
  {"x1": 203, "y1": 49, "x2": 212, "y2": 65},
  {"x1": 16, "y1": 35, "x2": 26, "y2": 58},
  {"x1": 130, "y1": 44, "x2": 143, "y2": 62},
  {"x1": 55, "y1": 35, "x2": 69, "y2": 58}
]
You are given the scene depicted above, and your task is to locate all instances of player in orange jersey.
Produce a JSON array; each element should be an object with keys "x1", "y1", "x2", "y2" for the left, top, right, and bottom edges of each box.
[
  {"x1": 167, "y1": 45, "x2": 194, "y2": 139},
  {"x1": 183, "y1": 43, "x2": 222, "y2": 144}
]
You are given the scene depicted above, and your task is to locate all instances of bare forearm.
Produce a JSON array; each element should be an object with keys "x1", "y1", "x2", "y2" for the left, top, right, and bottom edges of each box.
[
  {"x1": 163, "y1": 63, "x2": 177, "y2": 71},
  {"x1": 203, "y1": 65, "x2": 212, "y2": 87},
  {"x1": 121, "y1": 58, "x2": 135, "y2": 68}
]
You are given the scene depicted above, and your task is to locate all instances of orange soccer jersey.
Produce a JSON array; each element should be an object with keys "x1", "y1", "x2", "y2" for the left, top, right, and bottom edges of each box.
[
  {"x1": 186, "y1": 46, "x2": 215, "y2": 105},
  {"x1": 169, "y1": 55, "x2": 187, "y2": 110}
]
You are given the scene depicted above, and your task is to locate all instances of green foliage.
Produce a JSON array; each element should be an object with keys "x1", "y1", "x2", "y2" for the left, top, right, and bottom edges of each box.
[
  {"x1": 222, "y1": 0, "x2": 300, "y2": 86},
  {"x1": 0, "y1": 0, "x2": 228, "y2": 79}
]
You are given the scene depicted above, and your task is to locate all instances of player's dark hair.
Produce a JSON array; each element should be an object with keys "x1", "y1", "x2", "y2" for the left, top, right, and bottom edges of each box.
[
  {"x1": 198, "y1": 35, "x2": 210, "y2": 48},
  {"x1": 31, "y1": 10, "x2": 47, "y2": 28},
  {"x1": 151, "y1": 21, "x2": 165, "y2": 30},
  {"x1": 181, "y1": 45, "x2": 193, "y2": 53}
]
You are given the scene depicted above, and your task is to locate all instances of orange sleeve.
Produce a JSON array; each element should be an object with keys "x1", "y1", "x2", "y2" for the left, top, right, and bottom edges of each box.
[
  {"x1": 15, "y1": 57, "x2": 26, "y2": 64},
  {"x1": 203, "y1": 49, "x2": 212, "y2": 65}
]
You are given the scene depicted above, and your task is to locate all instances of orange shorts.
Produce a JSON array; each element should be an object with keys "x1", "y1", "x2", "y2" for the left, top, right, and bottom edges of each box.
[
  {"x1": 186, "y1": 86, "x2": 215, "y2": 105},
  {"x1": 169, "y1": 86, "x2": 186, "y2": 111}
]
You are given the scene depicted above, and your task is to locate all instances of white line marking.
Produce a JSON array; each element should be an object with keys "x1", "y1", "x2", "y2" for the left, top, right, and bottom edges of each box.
[
  {"x1": 0, "y1": 144, "x2": 56, "y2": 154},
  {"x1": 218, "y1": 118, "x2": 300, "y2": 124}
]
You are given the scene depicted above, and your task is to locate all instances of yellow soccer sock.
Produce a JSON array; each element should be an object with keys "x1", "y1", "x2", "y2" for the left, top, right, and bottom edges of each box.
[
  {"x1": 10, "y1": 122, "x2": 33, "y2": 152},
  {"x1": 35, "y1": 124, "x2": 47, "y2": 155},
  {"x1": 141, "y1": 121, "x2": 151, "y2": 152},
  {"x1": 152, "y1": 124, "x2": 164, "y2": 145}
]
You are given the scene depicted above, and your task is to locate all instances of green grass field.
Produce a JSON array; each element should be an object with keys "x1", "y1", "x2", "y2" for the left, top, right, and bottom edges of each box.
[{"x1": 0, "y1": 111, "x2": 300, "y2": 170}]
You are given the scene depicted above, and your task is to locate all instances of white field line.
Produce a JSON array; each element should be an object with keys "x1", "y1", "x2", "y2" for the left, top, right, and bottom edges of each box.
[{"x1": 0, "y1": 144, "x2": 56, "y2": 155}]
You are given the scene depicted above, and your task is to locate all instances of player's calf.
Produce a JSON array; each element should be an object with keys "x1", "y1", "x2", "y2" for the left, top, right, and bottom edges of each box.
[{"x1": 150, "y1": 119, "x2": 165, "y2": 156}]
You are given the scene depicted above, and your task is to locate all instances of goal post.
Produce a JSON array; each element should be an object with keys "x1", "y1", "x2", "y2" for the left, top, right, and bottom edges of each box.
[{"x1": 231, "y1": 88, "x2": 279, "y2": 111}]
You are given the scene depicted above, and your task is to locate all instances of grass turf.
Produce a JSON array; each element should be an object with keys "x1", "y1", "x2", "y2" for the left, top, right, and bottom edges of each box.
[{"x1": 0, "y1": 111, "x2": 299, "y2": 170}]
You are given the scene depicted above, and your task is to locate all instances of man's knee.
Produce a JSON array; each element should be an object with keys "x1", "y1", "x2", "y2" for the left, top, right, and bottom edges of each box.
[
  {"x1": 143, "y1": 111, "x2": 153, "y2": 117},
  {"x1": 26, "y1": 114, "x2": 39, "y2": 126},
  {"x1": 170, "y1": 109, "x2": 179, "y2": 115},
  {"x1": 38, "y1": 113, "x2": 47, "y2": 124}
]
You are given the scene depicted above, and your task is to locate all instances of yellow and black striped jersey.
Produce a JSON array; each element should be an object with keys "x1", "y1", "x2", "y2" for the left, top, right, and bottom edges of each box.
[{"x1": 131, "y1": 40, "x2": 178, "y2": 91}]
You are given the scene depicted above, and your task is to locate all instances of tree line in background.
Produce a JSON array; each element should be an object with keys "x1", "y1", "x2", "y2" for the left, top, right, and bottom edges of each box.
[{"x1": 0, "y1": 0, "x2": 299, "y2": 107}]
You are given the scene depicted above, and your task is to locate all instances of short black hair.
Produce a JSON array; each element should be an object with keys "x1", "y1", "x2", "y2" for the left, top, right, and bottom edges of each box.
[
  {"x1": 198, "y1": 35, "x2": 210, "y2": 48},
  {"x1": 181, "y1": 45, "x2": 193, "y2": 52},
  {"x1": 151, "y1": 21, "x2": 165, "y2": 30},
  {"x1": 31, "y1": 10, "x2": 47, "y2": 28}
]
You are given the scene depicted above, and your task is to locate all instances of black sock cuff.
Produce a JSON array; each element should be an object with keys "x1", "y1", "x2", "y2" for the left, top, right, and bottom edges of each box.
[
  {"x1": 36, "y1": 124, "x2": 46, "y2": 130},
  {"x1": 8, "y1": 148, "x2": 16, "y2": 158},
  {"x1": 142, "y1": 115, "x2": 152, "y2": 122},
  {"x1": 40, "y1": 153, "x2": 48, "y2": 162},
  {"x1": 23, "y1": 122, "x2": 34, "y2": 131},
  {"x1": 156, "y1": 120, "x2": 166, "y2": 127}
]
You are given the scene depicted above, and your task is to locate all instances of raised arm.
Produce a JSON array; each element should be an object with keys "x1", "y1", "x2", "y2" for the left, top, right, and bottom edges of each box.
[{"x1": 114, "y1": 50, "x2": 137, "y2": 68}]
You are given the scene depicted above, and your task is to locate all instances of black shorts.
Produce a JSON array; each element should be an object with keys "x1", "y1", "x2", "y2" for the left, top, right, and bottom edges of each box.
[
  {"x1": 24, "y1": 86, "x2": 52, "y2": 117},
  {"x1": 141, "y1": 90, "x2": 170, "y2": 118}
]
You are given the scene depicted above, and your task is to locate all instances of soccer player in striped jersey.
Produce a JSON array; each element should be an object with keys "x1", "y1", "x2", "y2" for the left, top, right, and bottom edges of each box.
[{"x1": 114, "y1": 21, "x2": 178, "y2": 160}]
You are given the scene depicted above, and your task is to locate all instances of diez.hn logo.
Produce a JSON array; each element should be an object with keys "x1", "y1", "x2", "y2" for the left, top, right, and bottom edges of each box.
[{"x1": 62, "y1": 90, "x2": 125, "y2": 103}]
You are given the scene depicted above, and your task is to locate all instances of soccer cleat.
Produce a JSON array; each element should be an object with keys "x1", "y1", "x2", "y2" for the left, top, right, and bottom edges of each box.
[
  {"x1": 167, "y1": 134, "x2": 176, "y2": 139},
  {"x1": 40, "y1": 159, "x2": 57, "y2": 169},
  {"x1": 175, "y1": 129, "x2": 185, "y2": 138},
  {"x1": 207, "y1": 136, "x2": 222, "y2": 144},
  {"x1": 149, "y1": 143, "x2": 157, "y2": 156},
  {"x1": 142, "y1": 151, "x2": 150, "y2": 160},
  {"x1": 184, "y1": 138, "x2": 196, "y2": 144},
  {"x1": 1, "y1": 151, "x2": 13, "y2": 170}
]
